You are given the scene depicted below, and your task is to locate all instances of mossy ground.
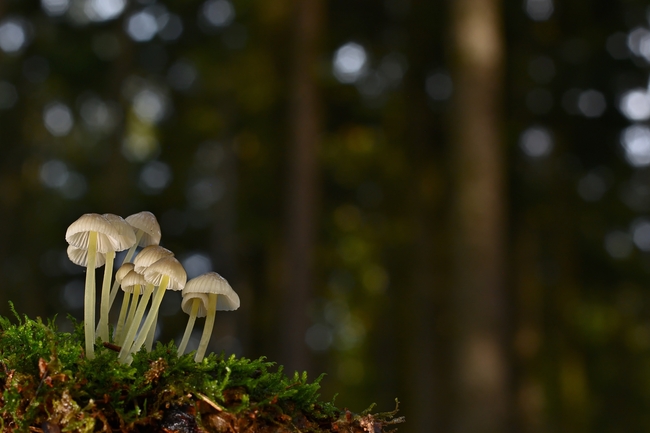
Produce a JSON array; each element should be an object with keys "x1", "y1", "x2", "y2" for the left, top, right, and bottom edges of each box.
[{"x1": 0, "y1": 307, "x2": 403, "y2": 432}]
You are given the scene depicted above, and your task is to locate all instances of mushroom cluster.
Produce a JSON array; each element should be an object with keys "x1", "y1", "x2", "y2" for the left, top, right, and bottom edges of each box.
[{"x1": 65, "y1": 211, "x2": 240, "y2": 364}]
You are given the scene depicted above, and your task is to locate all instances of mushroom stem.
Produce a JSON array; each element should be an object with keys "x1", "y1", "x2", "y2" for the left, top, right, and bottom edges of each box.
[
  {"x1": 177, "y1": 298, "x2": 201, "y2": 356},
  {"x1": 128, "y1": 276, "x2": 170, "y2": 362},
  {"x1": 145, "y1": 288, "x2": 159, "y2": 351},
  {"x1": 97, "y1": 250, "x2": 115, "y2": 342},
  {"x1": 118, "y1": 285, "x2": 141, "y2": 346},
  {"x1": 113, "y1": 290, "x2": 131, "y2": 344},
  {"x1": 118, "y1": 283, "x2": 154, "y2": 363},
  {"x1": 84, "y1": 231, "x2": 98, "y2": 360},
  {"x1": 108, "y1": 230, "x2": 144, "y2": 310},
  {"x1": 195, "y1": 294, "x2": 217, "y2": 363}
]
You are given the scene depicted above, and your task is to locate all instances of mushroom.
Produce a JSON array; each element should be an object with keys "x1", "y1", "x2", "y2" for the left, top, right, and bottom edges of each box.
[
  {"x1": 112, "y1": 263, "x2": 135, "y2": 344},
  {"x1": 107, "y1": 211, "x2": 161, "y2": 310},
  {"x1": 177, "y1": 292, "x2": 209, "y2": 356},
  {"x1": 132, "y1": 245, "x2": 174, "y2": 274},
  {"x1": 125, "y1": 245, "x2": 174, "y2": 322},
  {"x1": 116, "y1": 270, "x2": 147, "y2": 346},
  {"x1": 65, "y1": 213, "x2": 121, "y2": 359},
  {"x1": 97, "y1": 214, "x2": 136, "y2": 342},
  {"x1": 118, "y1": 256, "x2": 186, "y2": 363},
  {"x1": 180, "y1": 272, "x2": 239, "y2": 362}
]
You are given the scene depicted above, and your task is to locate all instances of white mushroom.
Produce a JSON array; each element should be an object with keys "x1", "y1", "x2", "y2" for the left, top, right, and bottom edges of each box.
[
  {"x1": 116, "y1": 270, "x2": 147, "y2": 346},
  {"x1": 118, "y1": 256, "x2": 186, "y2": 363},
  {"x1": 112, "y1": 263, "x2": 135, "y2": 344},
  {"x1": 177, "y1": 292, "x2": 209, "y2": 356},
  {"x1": 180, "y1": 272, "x2": 239, "y2": 362},
  {"x1": 65, "y1": 213, "x2": 121, "y2": 359},
  {"x1": 107, "y1": 211, "x2": 161, "y2": 309},
  {"x1": 97, "y1": 214, "x2": 136, "y2": 342}
]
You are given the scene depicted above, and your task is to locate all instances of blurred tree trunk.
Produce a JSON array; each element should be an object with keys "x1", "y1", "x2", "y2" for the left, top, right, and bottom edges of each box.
[
  {"x1": 279, "y1": 0, "x2": 324, "y2": 374},
  {"x1": 448, "y1": 0, "x2": 511, "y2": 432}
]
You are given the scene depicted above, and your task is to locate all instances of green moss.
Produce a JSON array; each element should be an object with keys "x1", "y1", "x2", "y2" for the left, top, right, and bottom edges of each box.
[{"x1": 0, "y1": 307, "x2": 403, "y2": 432}]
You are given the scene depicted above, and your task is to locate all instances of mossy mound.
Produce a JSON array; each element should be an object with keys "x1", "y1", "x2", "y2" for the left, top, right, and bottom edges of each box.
[{"x1": 0, "y1": 309, "x2": 403, "y2": 432}]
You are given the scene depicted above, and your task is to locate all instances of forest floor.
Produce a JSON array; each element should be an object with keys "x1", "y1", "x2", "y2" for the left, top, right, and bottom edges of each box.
[{"x1": 0, "y1": 309, "x2": 404, "y2": 432}]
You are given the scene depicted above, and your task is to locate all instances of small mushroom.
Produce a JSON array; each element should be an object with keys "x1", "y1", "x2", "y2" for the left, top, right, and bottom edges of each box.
[
  {"x1": 97, "y1": 214, "x2": 136, "y2": 342},
  {"x1": 180, "y1": 272, "x2": 239, "y2": 362},
  {"x1": 116, "y1": 270, "x2": 147, "y2": 346},
  {"x1": 123, "y1": 211, "x2": 162, "y2": 263},
  {"x1": 132, "y1": 245, "x2": 174, "y2": 274},
  {"x1": 66, "y1": 213, "x2": 121, "y2": 359},
  {"x1": 177, "y1": 292, "x2": 209, "y2": 356},
  {"x1": 107, "y1": 212, "x2": 161, "y2": 310},
  {"x1": 112, "y1": 263, "x2": 135, "y2": 344},
  {"x1": 118, "y1": 256, "x2": 186, "y2": 363}
]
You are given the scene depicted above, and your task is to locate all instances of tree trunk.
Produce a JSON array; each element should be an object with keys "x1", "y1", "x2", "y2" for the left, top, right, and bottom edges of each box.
[
  {"x1": 448, "y1": 0, "x2": 510, "y2": 431},
  {"x1": 280, "y1": 0, "x2": 324, "y2": 374}
]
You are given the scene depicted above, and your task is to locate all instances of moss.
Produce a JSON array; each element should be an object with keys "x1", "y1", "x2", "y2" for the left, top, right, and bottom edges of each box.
[{"x1": 0, "y1": 306, "x2": 403, "y2": 432}]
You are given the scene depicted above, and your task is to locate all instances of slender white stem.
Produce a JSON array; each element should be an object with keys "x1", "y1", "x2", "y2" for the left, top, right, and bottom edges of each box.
[
  {"x1": 118, "y1": 283, "x2": 154, "y2": 363},
  {"x1": 128, "y1": 276, "x2": 169, "y2": 362},
  {"x1": 108, "y1": 230, "x2": 144, "y2": 310},
  {"x1": 145, "y1": 289, "x2": 158, "y2": 351},
  {"x1": 97, "y1": 250, "x2": 115, "y2": 342},
  {"x1": 84, "y1": 231, "x2": 98, "y2": 360},
  {"x1": 195, "y1": 294, "x2": 217, "y2": 363},
  {"x1": 113, "y1": 290, "x2": 131, "y2": 344},
  {"x1": 177, "y1": 298, "x2": 200, "y2": 356},
  {"x1": 119, "y1": 285, "x2": 140, "y2": 346}
]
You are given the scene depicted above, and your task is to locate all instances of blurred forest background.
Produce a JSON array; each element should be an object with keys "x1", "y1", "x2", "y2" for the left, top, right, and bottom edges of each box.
[{"x1": 2, "y1": 0, "x2": 650, "y2": 431}]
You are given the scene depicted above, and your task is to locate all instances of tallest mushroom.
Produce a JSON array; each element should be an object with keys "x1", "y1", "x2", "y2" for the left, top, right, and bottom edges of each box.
[{"x1": 66, "y1": 213, "x2": 121, "y2": 359}]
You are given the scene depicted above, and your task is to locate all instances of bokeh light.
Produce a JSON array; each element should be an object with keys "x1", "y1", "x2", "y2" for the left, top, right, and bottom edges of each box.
[
  {"x1": 519, "y1": 126, "x2": 553, "y2": 157},
  {"x1": 181, "y1": 252, "x2": 213, "y2": 279},
  {"x1": 84, "y1": 0, "x2": 126, "y2": 22},
  {"x1": 631, "y1": 218, "x2": 650, "y2": 251},
  {"x1": 79, "y1": 96, "x2": 120, "y2": 133},
  {"x1": 186, "y1": 177, "x2": 224, "y2": 210},
  {"x1": 604, "y1": 230, "x2": 633, "y2": 259},
  {"x1": 524, "y1": 0, "x2": 554, "y2": 21},
  {"x1": 138, "y1": 160, "x2": 172, "y2": 195},
  {"x1": 41, "y1": 0, "x2": 70, "y2": 17},
  {"x1": 621, "y1": 125, "x2": 650, "y2": 167},
  {"x1": 200, "y1": 0, "x2": 235, "y2": 29},
  {"x1": 305, "y1": 323, "x2": 333, "y2": 352},
  {"x1": 132, "y1": 88, "x2": 168, "y2": 124},
  {"x1": 167, "y1": 60, "x2": 198, "y2": 92},
  {"x1": 619, "y1": 88, "x2": 650, "y2": 121},
  {"x1": 0, "y1": 18, "x2": 29, "y2": 54},
  {"x1": 627, "y1": 27, "x2": 650, "y2": 61},
  {"x1": 577, "y1": 170, "x2": 609, "y2": 202},
  {"x1": 43, "y1": 102, "x2": 74, "y2": 137},
  {"x1": 125, "y1": 10, "x2": 158, "y2": 42},
  {"x1": 577, "y1": 89, "x2": 606, "y2": 117},
  {"x1": 333, "y1": 42, "x2": 368, "y2": 84}
]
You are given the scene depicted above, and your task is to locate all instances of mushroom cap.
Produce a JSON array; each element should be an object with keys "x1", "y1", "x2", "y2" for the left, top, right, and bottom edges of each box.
[
  {"x1": 143, "y1": 257, "x2": 187, "y2": 291},
  {"x1": 133, "y1": 245, "x2": 174, "y2": 274},
  {"x1": 67, "y1": 245, "x2": 106, "y2": 268},
  {"x1": 65, "y1": 213, "x2": 122, "y2": 253},
  {"x1": 181, "y1": 293, "x2": 209, "y2": 318},
  {"x1": 125, "y1": 211, "x2": 161, "y2": 247},
  {"x1": 103, "y1": 214, "x2": 137, "y2": 251},
  {"x1": 115, "y1": 263, "x2": 135, "y2": 285},
  {"x1": 120, "y1": 270, "x2": 146, "y2": 293},
  {"x1": 182, "y1": 272, "x2": 240, "y2": 311}
]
